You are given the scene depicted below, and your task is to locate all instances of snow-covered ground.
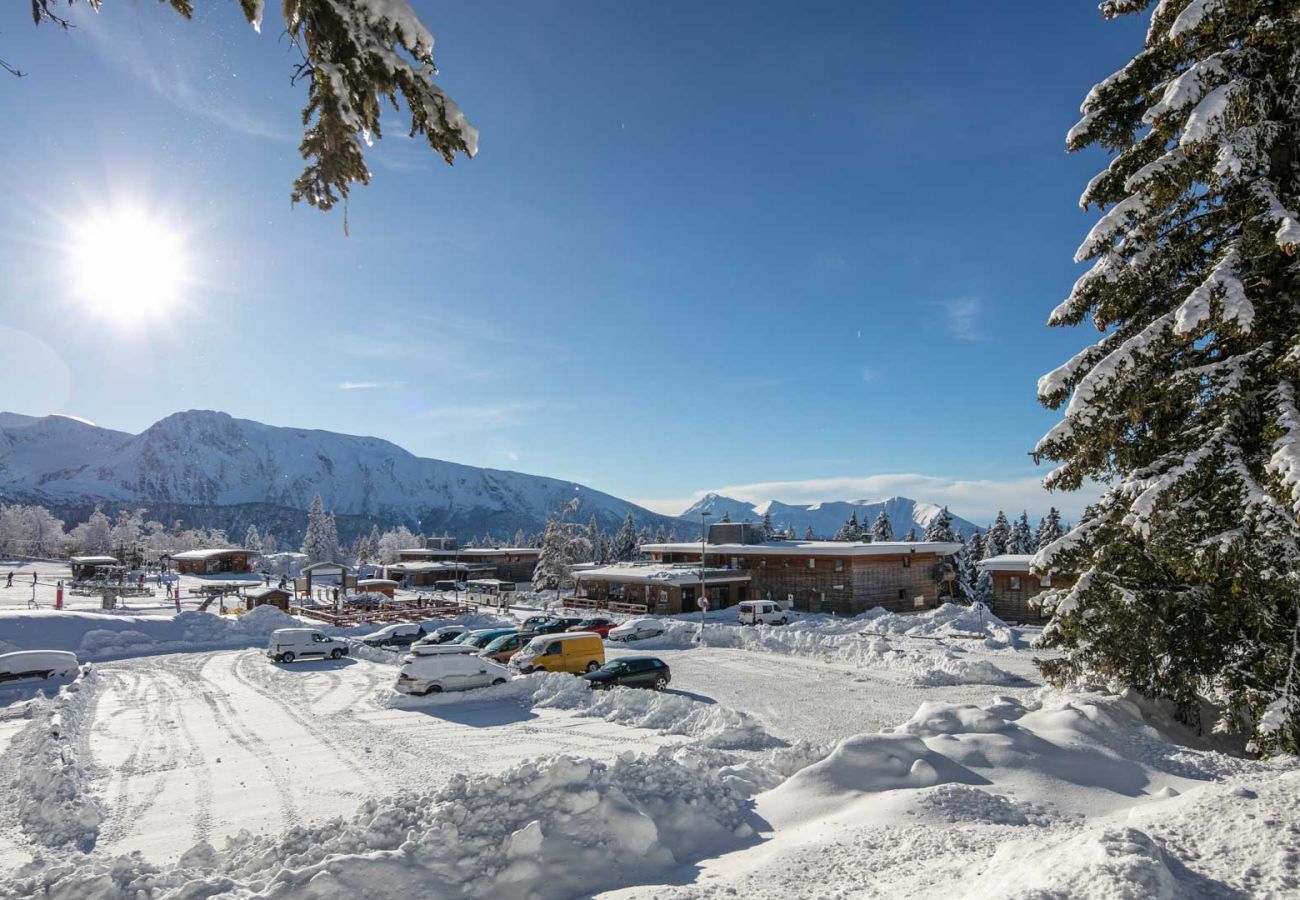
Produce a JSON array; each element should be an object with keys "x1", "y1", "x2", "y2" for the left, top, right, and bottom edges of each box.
[{"x1": 1, "y1": 592, "x2": 1296, "y2": 898}]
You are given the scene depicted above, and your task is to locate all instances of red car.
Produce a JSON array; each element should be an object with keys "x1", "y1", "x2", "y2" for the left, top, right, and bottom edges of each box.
[{"x1": 568, "y1": 617, "x2": 616, "y2": 638}]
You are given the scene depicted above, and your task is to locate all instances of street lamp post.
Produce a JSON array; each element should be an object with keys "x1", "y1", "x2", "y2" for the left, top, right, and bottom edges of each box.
[{"x1": 698, "y1": 511, "x2": 712, "y2": 632}]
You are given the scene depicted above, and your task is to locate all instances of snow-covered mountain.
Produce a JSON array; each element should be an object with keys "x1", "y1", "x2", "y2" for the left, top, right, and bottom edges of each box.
[
  {"x1": 680, "y1": 493, "x2": 981, "y2": 539},
  {"x1": 0, "y1": 410, "x2": 684, "y2": 541}
]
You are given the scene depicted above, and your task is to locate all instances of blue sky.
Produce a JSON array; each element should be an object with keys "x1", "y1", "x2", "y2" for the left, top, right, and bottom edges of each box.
[{"x1": 0, "y1": 2, "x2": 1144, "y2": 523}]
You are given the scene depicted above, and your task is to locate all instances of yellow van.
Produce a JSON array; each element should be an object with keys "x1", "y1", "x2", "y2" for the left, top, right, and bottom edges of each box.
[{"x1": 508, "y1": 631, "x2": 605, "y2": 675}]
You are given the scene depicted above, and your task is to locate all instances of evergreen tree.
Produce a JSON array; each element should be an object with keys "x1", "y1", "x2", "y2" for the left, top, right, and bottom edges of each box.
[
  {"x1": 244, "y1": 524, "x2": 263, "y2": 554},
  {"x1": 532, "y1": 520, "x2": 570, "y2": 605},
  {"x1": 1037, "y1": 0, "x2": 1300, "y2": 753},
  {"x1": 262, "y1": 533, "x2": 278, "y2": 555},
  {"x1": 984, "y1": 511, "x2": 1011, "y2": 558},
  {"x1": 833, "y1": 512, "x2": 860, "y2": 542},
  {"x1": 924, "y1": 506, "x2": 957, "y2": 542},
  {"x1": 655, "y1": 524, "x2": 667, "y2": 543},
  {"x1": 637, "y1": 526, "x2": 653, "y2": 553},
  {"x1": 871, "y1": 509, "x2": 895, "y2": 542},
  {"x1": 762, "y1": 511, "x2": 776, "y2": 540},
  {"x1": 611, "y1": 513, "x2": 638, "y2": 562},
  {"x1": 804, "y1": 526, "x2": 816, "y2": 540},
  {"x1": 903, "y1": 527, "x2": 918, "y2": 542},
  {"x1": 597, "y1": 534, "x2": 611, "y2": 565},
  {"x1": 667, "y1": 526, "x2": 678, "y2": 542},
  {"x1": 1035, "y1": 507, "x2": 1064, "y2": 551},
  {"x1": 1009, "y1": 512, "x2": 1034, "y2": 555},
  {"x1": 301, "y1": 494, "x2": 341, "y2": 563},
  {"x1": 22, "y1": 0, "x2": 477, "y2": 219},
  {"x1": 514, "y1": 528, "x2": 527, "y2": 547},
  {"x1": 950, "y1": 533, "x2": 977, "y2": 602}
]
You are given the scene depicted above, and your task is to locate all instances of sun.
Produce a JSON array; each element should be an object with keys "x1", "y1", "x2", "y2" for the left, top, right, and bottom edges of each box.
[{"x1": 68, "y1": 206, "x2": 188, "y2": 323}]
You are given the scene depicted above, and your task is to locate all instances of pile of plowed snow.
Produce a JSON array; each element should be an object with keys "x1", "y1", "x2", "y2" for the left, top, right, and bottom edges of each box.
[
  {"x1": 628, "y1": 604, "x2": 1026, "y2": 686},
  {"x1": 3, "y1": 751, "x2": 759, "y2": 900},
  {"x1": 385, "y1": 671, "x2": 780, "y2": 749},
  {"x1": 0, "y1": 606, "x2": 514, "y2": 662},
  {"x1": 6, "y1": 668, "x2": 102, "y2": 851}
]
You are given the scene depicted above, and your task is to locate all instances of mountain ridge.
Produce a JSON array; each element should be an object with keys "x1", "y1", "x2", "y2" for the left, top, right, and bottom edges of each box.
[{"x1": 680, "y1": 493, "x2": 981, "y2": 539}]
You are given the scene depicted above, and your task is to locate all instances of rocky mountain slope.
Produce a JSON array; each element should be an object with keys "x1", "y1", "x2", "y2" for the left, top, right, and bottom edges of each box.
[{"x1": 681, "y1": 493, "x2": 982, "y2": 538}]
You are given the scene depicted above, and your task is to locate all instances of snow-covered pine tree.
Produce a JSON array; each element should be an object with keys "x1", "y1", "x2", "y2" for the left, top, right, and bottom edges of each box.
[
  {"x1": 964, "y1": 531, "x2": 987, "y2": 602},
  {"x1": 70, "y1": 506, "x2": 112, "y2": 554},
  {"x1": 984, "y1": 511, "x2": 1011, "y2": 558},
  {"x1": 1009, "y1": 512, "x2": 1034, "y2": 555},
  {"x1": 805, "y1": 526, "x2": 816, "y2": 540},
  {"x1": 833, "y1": 512, "x2": 860, "y2": 542},
  {"x1": 655, "y1": 524, "x2": 668, "y2": 543},
  {"x1": 950, "y1": 534, "x2": 976, "y2": 602},
  {"x1": 532, "y1": 520, "x2": 570, "y2": 606},
  {"x1": 244, "y1": 524, "x2": 263, "y2": 554},
  {"x1": 262, "y1": 533, "x2": 278, "y2": 555},
  {"x1": 1035, "y1": 507, "x2": 1064, "y2": 551},
  {"x1": 871, "y1": 509, "x2": 895, "y2": 542},
  {"x1": 762, "y1": 511, "x2": 776, "y2": 540},
  {"x1": 667, "y1": 527, "x2": 679, "y2": 542},
  {"x1": 301, "y1": 494, "x2": 341, "y2": 563},
  {"x1": 1035, "y1": 0, "x2": 1300, "y2": 753},
  {"x1": 514, "y1": 528, "x2": 527, "y2": 547},
  {"x1": 637, "y1": 526, "x2": 653, "y2": 554},
  {"x1": 24, "y1": 0, "x2": 477, "y2": 220},
  {"x1": 903, "y1": 527, "x2": 918, "y2": 542},
  {"x1": 924, "y1": 506, "x2": 957, "y2": 542},
  {"x1": 611, "y1": 513, "x2": 638, "y2": 562},
  {"x1": 597, "y1": 534, "x2": 611, "y2": 565}
]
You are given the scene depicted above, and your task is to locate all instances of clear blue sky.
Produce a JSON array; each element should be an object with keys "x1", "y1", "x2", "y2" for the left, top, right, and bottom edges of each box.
[{"x1": 0, "y1": 2, "x2": 1144, "y2": 522}]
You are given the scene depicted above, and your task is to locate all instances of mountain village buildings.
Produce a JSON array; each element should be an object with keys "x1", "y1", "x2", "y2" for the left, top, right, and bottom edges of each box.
[
  {"x1": 572, "y1": 522, "x2": 963, "y2": 616},
  {"x1": 167, "y1": 548, "x2": 255, "y2": 575},
  {"x1": 977, "y1": 554, "x2": 1075, "y2": 624}
]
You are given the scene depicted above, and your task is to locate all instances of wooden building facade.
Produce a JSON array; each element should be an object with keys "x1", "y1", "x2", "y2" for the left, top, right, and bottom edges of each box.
[
  {"x1": 169, "y1": 548, "x2": 254, "y2": 575},
  {"x1": 977, "y1": 554, "x2": 1075, "y2": 624},
  {"x1": 572, "y1": 564, "x2": 752, "y2": 615}
]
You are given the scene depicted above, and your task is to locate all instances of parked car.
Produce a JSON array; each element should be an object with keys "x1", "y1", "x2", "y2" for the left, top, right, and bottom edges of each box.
[
  {"x1": 737, "y1": 600, "x2": 789, "y2": 626},
  {"x1": 607, "y1": 617, "x2": 666, "y2": 642},
  {"x1": 509, "y1": 632, "x2": 604, "y2": 675},
  {"x1": 568, "y1": 617, "x2": 615, "y2": 637},
  {"x1": 581, "y1": 656, "x2": 671, "y2": 691},
  {"x1": 361, "y1": 622, "x2": 427, "y2": 648},
  {"x1": 413, "y1": 625, "x2": 469, "y2": 647},
  {"x1": 267, "y1": 628, "x2": 349, "y2": 663},
  {"x1": 532, "y1": 616, "x2": 586, "y2": 635},
  {"x1": 459, "y1": 628, "x2": 519, "y2": 650},
  {"x1": 479, "y1": 631, "x2": 537, "y2": 664},
  {"x1": 396, "y1": 645, "x2": 511, "y2": 695},
  {"x1": 0, "y1": 650, "x2": 79, "y2": 684}
]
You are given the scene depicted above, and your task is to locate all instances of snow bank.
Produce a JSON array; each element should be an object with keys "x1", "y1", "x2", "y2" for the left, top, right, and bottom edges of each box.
[
  {"x1": 386, "y1": 671, "x2": 780, "y2": 749},
  {"x1": 3, "y1": 751, "x2": 757, "y2": 900},
  {"x1": 7, "y1": 667, "x2": 103, "y2": 851},
  {"x1": 0, "y1": 606, "x2": 516, "y2": 663}
]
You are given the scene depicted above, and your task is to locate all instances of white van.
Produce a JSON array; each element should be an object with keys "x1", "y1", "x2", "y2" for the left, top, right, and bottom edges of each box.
[
  {"x1": 267, "y1": 628, "x2": 349, "y2": 663},
  {"x1": 737, "y1": 600, "x2": 789, "y2": 626},
  {"x1": 396, "y1": 644, "x2": 511, "y2": 695}
]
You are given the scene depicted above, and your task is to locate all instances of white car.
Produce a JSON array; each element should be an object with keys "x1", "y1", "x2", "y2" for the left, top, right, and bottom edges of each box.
[
  {"x1": 737, "y1": 600, "x2": 789, "y2": 626},
  {"x1": 395, "y1": 645, "x2": 511, "y2": 695},
  {"x1": 0, "y1": 650, "x2": 79, "y2": 684},
  {"x1": 267, "y1": 628, "x2": 350, "y2": 663},
  {"x1": 607, "y1": 617, "x2": 665, "y2": 642}
]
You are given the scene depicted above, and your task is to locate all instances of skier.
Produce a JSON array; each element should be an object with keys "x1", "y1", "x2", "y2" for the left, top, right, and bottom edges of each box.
[{"x1": 5, "y1": 571, "x2": 12, "y2": 588}]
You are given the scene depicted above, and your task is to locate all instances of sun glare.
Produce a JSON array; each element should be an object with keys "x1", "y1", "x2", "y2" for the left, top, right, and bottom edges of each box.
[{"x1": 69, "y1": 206, "x2": 188, "y2": 323}]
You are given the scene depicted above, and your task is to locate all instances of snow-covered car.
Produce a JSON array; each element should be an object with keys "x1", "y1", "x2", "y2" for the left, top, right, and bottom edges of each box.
[
  {"x1": 0, "y1": 650, "x2": 79, "y2": 684},
  {"x1": 396, "y1": 645, "x2": 511, "y2": 695},
  {"x1": 607, "y1": 618, "x2": 665, "y2": 642},
  {"x1": 361, "y1": 622, "x2": 427, "y2": 648},
  {"x1": 413, "y1": 625, "x2": 469, "y2": 647},
  {"x1": 267, "y1": 629, "x2": 349, "y2": 663},
  {"x1": 737, "y1": 600, "x2": 788, "y2": 626}
]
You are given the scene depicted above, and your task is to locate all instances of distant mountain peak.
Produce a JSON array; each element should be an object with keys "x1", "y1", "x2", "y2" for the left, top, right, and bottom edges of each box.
[{"x1": 678, "y1": 493, "x2": 980, "y2": 539}]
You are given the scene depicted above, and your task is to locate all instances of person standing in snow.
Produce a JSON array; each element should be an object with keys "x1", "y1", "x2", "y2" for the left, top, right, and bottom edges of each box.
[{"x1": 5, "y1": 571, "x2": 11, "y2": 588}]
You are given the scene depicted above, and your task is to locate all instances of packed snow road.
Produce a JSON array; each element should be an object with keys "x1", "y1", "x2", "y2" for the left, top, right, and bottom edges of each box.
[{"x1": 12, "y1": 649, "x2": 675, "y2": 864}]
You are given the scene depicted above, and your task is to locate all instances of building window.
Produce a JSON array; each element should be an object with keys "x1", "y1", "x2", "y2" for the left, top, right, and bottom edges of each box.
[
  {"x1": 1040, "y1": 575, "x2": 1052, "y2": 588},
  {"x1": 1009, "y1": 576, "x2": 1022, "y2": 590},
  {"x1": 834, "y1": 559, "x2": 844, "y2": 572},
  {"x1": 897, "y1": 588, "x2": 906, "y2": 600},
  {"x1": 902, "y1": 556, "x2": 912, "y2": 568},
  {"x1": 807, "y1": 558, "x2": 816, "y2": 570}
]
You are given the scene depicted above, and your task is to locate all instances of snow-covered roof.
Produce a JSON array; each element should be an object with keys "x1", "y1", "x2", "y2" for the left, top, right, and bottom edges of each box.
[
  {"x1": 169, "y1": 548, "x2": 249, "y2": 560},
  {"x1": 641, "y1": 540, "x2": 962, "y2": 558},
  {"x1": 300, "y1": 561, "x2": 351, "y2": 573},
  {"x1": 386, "y1": 561, "x2": 493, "y2": 573},
  {"x1": 247, "y1": 587, "x2": 292, "y2": 599},
  {"x1": 574, "y1": 564, "x2": 751, "y2": 587},
  {"x1": 357, "y1": 579, "x2": 399, "y2": 586},
  {"x1": 399, "y1": 547, "x2": 539, "y2": 557},
  {"x1": 69, "y1": 555, "x2": 119, "y2": 565},
  {"x1": 977, "y1": 554, "x2": 1035, "y2": 572}
]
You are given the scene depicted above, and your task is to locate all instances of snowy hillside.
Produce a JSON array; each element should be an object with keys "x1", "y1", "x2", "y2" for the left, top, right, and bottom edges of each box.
[
  {"x1": 682, "y1": 493, "x2": 982, "y2": 538},
  {"x1": 0, "y1": 410, "x2": 682, "y2": 540}
]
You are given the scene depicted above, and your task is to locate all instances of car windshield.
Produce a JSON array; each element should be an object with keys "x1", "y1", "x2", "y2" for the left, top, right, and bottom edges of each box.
[
  {"x1": 601, "y1": 661, "x2": 627, "y2": 673},
  {"x1": 483, "y1": 634, "x2": 515, "y2": 652}
]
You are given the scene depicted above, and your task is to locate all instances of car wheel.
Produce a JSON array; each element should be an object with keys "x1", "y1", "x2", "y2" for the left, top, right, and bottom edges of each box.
[
  {"x1": 654, "y1": 676, "x2": 668, "y2": 691},
  {"x1": 281, "y1": 651, "x2": 295, "y2": 664},
  {"x1": 586, "y1": 661, "x2": 600, "y2": 673},
  {"x1": 491, "y1": 678, "x2": 507, "y2": 686},
  {"x1": 421, "y1": 684, "x2": 443, "y2": 695},
  {"x1": 330, "y1": 648, "x2": 343, "y2": 660},
  {"x1": 780, "y1": 617, "x2": 788, "y2": 625}
]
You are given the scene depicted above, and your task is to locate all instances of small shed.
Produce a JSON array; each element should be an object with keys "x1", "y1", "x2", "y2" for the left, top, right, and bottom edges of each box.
[
  {"x1": 245, "y1": 587, "x2": 293, "y2": 611},
  {"x1": 69, "y1": 555, "x2": 121, "y2": 580},
  {"x1": 356, "y1": 578, "x2": 398, "y2": 598}
]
